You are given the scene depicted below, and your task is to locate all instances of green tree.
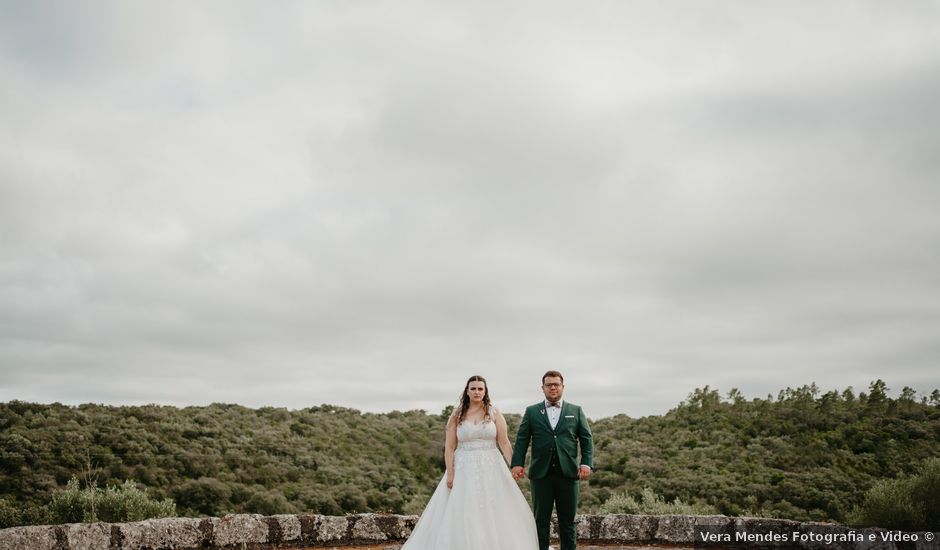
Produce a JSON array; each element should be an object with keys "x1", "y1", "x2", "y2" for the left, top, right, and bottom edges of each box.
[{"x1": 867, "y1": 380, "x2": 889, "y2": 405}]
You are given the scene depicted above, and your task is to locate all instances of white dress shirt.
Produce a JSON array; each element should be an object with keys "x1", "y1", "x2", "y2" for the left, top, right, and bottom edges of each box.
[{"x1": 545, "y1": 399, "x2": 563, "y2": 429}]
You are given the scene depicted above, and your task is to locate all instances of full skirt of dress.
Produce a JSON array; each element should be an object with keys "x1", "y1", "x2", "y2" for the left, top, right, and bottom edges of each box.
[{"x1": 401, "y1": 443, "x2": 539, "y2": 549}]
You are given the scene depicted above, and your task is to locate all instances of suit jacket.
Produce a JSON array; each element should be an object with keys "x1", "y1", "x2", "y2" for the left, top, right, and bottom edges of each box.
[{"x1": 512, "y1": 400, "x2": 593, "y2": 480}]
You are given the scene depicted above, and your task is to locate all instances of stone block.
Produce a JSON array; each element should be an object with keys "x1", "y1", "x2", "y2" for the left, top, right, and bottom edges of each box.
[
  {"x1": 733, "y1": 517, "x2": 802, "y2": 548},
  {"x1": 598, "y1": 514, "x2": 656, "y2": 542},
  {"x1": 655, "y1": 514, "x2": 697, "y2": 543},
  {"x1": 692, "y1": 514, "x2": 733, "y2": 547},
  {"x1": 795, "y1": 521, "x2": 856, "y2": 550},
  {"x1": 575, "y1": 514, "x2": 595, "y2": 540},
  {"x1": 64, "y1": 522, "x2": 111, "y2": 550},
  {"x1": 374, "y1": 514, "x2": 417, "y2": 540},
  {"x1": 213, "y1": 514, "x2": 268, "y2": 546},
  {"x1": 852, "y1": 528, "x2": 896, "y2": 550},
  {"x1": 914, "y1": 532, "x2": 940, "y2": 550},
  {"x1": 350, "y1": 514, "x2": 387, "y2": 542},
  {"x1": 117, "y1": 517, "x2": 205, "y2": 549},
  {"x1": 0, "y1": 526, "x2": 57, "y2": 550},
  {"x1": 311, "y1": 514, "x2": 349, "y2": 543},
  {"x1": 267, "y1": 514, "x2": 301, "y2": 542}
]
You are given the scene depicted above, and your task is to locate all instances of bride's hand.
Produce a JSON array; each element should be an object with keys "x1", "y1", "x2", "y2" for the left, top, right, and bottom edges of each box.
[{"x1": 446, "y1": 473, "x2": 455, "y2": 489}]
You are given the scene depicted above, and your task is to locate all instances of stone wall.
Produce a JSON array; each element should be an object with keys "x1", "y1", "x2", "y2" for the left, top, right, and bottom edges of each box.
[{"x1": 1, "y1": 513, "x2": 937, "y2": 550}]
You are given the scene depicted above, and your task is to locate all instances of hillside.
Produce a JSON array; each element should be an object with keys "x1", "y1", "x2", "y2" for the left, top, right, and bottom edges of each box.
[{"x1": 1, "y1": 381, "x2": 938, "y2": 526}]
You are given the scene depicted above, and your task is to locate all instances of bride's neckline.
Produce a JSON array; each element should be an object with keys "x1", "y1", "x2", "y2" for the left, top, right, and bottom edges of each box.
[{"x1": 460, "y1": 418, "x2": 490, "y2": 426}]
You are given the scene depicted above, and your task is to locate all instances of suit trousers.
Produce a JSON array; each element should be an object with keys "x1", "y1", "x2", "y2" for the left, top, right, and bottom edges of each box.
[{"x1": 530, "y1": 466, "x2": 579, "y2": 550}]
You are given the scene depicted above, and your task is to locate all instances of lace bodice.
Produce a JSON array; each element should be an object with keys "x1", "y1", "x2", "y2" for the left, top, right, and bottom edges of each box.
[{"x1": 456, "y1": 420, "x2": 498, "y2": 451}]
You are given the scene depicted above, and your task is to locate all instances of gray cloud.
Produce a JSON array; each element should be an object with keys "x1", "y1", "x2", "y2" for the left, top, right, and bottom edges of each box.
[{"x1": 2, "y1": 1, "x2": 939, "y2": 418}]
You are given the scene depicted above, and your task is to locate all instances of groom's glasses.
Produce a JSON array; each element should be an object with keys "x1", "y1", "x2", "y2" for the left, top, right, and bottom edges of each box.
[{"x1": 543, "y1": 383, "x2": 562, "y2": 388}]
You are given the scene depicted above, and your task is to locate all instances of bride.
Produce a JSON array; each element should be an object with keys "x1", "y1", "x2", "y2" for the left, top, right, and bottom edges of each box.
[{"x1": 401, "y1": 375, "x2": 540, "y2": 549}]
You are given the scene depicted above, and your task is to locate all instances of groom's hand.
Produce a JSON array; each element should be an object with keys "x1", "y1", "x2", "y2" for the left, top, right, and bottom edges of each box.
[
  {"x1": 579, "y1": 465, "x2": 592, "y2": 480},
  {"x1": 511, "y1": 466, "x2": 525, "y2": 479}
]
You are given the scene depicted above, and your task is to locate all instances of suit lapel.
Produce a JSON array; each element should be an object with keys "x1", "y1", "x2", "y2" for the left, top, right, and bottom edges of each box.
[{"x1": 537, "y1": 402, "x2": 553, "y2": 433}]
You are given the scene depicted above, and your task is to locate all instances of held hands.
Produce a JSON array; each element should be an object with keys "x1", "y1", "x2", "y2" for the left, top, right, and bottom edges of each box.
[{"x1": 511, "y1": 465, "x2": 589, "y2": 479}]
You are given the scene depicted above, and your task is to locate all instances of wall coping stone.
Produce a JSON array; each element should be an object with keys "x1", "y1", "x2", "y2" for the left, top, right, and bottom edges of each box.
[{"x1": 0, "y1": 514, "x2": 936, "y2": 550}]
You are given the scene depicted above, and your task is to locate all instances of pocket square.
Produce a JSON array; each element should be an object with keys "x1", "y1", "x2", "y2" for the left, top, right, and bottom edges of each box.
[{"x1": 565, "y1": 415, "x2": 575, "y2": 418}]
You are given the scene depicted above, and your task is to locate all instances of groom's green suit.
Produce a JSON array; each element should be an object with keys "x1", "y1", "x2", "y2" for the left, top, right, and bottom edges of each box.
[{"x1": 512, "y1": 401, "x2": 593, "y2": 550}]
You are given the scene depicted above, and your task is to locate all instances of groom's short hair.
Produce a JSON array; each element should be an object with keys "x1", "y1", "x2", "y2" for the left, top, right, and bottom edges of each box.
[{"x1": 542, "y1": 370, "x2": 564, "y2": 384}]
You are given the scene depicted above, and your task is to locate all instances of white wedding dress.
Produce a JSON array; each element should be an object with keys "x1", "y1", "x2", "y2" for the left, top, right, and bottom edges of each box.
[{"x1": 401, "y1": 417, "x2": 540, "y2": 549}]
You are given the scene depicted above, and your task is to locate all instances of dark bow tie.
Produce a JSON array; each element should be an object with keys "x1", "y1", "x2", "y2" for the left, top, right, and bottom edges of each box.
[{"x1": 547, "y1": 401, "x2": 560, "y2": 408}]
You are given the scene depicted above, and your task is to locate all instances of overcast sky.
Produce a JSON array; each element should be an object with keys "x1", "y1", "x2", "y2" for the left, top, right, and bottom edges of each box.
[{"x1": 1, "y1": 1, "x2": 938, "y2": 419}]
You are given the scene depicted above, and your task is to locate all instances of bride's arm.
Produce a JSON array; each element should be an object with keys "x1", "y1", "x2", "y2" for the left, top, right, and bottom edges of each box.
[
  {"x1": 494, "y1": 409, "x2": 513, "y2": 465},
  {"x1": 444, "y1": 413, "x2": 458, "y2": 488}
]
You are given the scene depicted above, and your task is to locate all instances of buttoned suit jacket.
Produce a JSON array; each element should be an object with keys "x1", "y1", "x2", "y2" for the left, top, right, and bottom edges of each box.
[{"x1": 512, "y1": 401, "x2": 593, "y2": 480}]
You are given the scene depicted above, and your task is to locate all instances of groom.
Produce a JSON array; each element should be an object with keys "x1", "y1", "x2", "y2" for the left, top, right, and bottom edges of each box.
[{"x1": 512, "y1": 370, "x2": 594, "y2": 550}]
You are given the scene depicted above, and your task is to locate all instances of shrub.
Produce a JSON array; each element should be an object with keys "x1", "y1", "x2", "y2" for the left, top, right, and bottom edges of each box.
[
  {"x1": 849, "y1": 457, "x2": 940, "y2": 531},
  {"x1": 599, "y1": 487, "x2": 717, "y2": 515},
  {"x1": 95, "y1": 480, "x2": 176, "y2": 522},
  {"x1": 848, "y1": 477, "x2": 919, "y2": 530},
  {"x1": 299, "y1": 488, "x2": 342, "y2": 515},
  {"x1": 0, "y1": 498, "x2": 21, "y2": 528},
  {"x1": 47, "y1": 477, "x2": 175, "y2": 524},
  {"x1": 172, "y1": 477, "x2": 231, "y2": 517},
  {"x1": 912, "y1": 457, "x2": 940, "y2": 530},
  {"x1": 47, "y1": 478, "x2": 87, "y2": 523},
  {"x1": 18, "y1": 504, "x2": 51, "y2": 526},
  {"x1": 244, "y1": 489, "x2": 290, "y2": 515}
]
